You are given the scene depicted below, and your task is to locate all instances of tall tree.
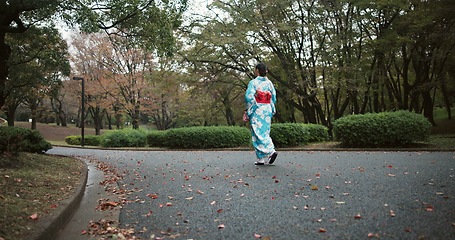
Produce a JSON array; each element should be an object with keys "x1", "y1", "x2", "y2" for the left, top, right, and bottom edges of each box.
[
  {"x1": 0, "y1": 0, "x2": 187, "y2": 109},
  {"x1": 2, "y1": 26, "x2": 69, "y2": 127},
  {"x1": 71, "y1": 33, "x2": 158, "y2": 130},
  {"x1": 182, "y1": 0, "x2": 455, "y2": 127}
]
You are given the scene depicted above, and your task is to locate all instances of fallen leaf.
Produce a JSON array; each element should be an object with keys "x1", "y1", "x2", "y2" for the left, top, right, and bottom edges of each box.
[
  {"x1": 254, "y1": 233, "x2": 262, "y2": 238},
  {"x1": 81, "y1": 230, "x2": 87, "y2": 235},
  {"x1": 319, "y1": 228, "x2": 327, "y2": 233},
  {"x1": 217, "y1": 209, "x2": 223, "y2": 213},
  {"x1": 147, "y1": 193, "x2": 158, "y2": 199},
  {"x1": 390, "y1": 210, "x2": 396, "y2": 217},
  {"x1": 311, "y1": 185, "x2": 319, "y2": 190},
  {"x1": 354, "y1": 214, "x2": 362, "y2": 219},
  {"x1": 197, "y1": 190, "x2": 204, "y2": 194},
  {"x1": 425, "y1": 205, "x2": 434, "y2": 212},
  {"x1": 29, "y1": 213, "x2": 38, "y2": 220},
  {"x1": 218, "y1": 224, "x2": 225, "y2": 229},
  {"x1": 166, "y1": 202, "x2": 173, "y2": 207},
  {"x1": 368, "y1": 233, "x2": 380, "y2": 238}
]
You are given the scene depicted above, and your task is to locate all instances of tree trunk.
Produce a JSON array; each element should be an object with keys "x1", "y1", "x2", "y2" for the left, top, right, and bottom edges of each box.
[
  {"x1": 0, "y1": 33, "x2": 11, "y2": 110},
  {"x1": 422, "y1": 90, "x2": 436, "y2": 125},
  {"x1": 440, "y1": 74, "x2": 452, "y2": 120}
]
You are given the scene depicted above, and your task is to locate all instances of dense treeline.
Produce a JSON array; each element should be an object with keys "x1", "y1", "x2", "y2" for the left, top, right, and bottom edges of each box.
[
  {"x1": 1, "y1": 0, "x2": 454, "y2": 131},
  {"x1": 183, "y1": 0, "x2": 455, "y2": 128}
]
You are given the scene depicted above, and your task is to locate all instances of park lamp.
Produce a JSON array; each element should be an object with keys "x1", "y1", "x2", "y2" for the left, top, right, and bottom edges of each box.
[{"x1": 72, "y1": 76, "x2": 85, "y2": 147}]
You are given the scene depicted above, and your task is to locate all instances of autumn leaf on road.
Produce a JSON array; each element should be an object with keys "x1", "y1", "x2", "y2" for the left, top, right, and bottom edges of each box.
[
  {"x1": 368, "y1": 233, "x2": 380, "y2": 238},
  {"x1": 147, "y1": 193, "x2": 159, "y2": 199},
  {"x1": 425, "y1": 205, "x2": 434, "y2": 212},
  {"x1": 390, "y1": 210, "x2": 396, "y2": 217}
]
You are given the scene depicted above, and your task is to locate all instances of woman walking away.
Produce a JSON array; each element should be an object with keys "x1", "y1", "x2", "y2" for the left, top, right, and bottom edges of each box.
[{"x1": 244, "y1": 63, "x2": 278, "y2": 165}]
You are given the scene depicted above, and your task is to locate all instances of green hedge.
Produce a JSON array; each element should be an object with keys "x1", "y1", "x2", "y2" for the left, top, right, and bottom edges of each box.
[
  {"x1": 146, "y1": 130, "x2": 168, "y2": 148},
  {"x1": 164, "y1": 126, "x2": 250, "y2": 149},
  {"x1": 100, "y1": 129, "x2": 147, "y2": 147},
  {"x1": 270, "y1": 123, "x2": 329, "y2": 147},
  {"x1": 332, "y1": 110, "x2": 432, "y2": 147},
  {"x1": 0, "y1": 126, "x2": 52, "y2": 154},
  {"x1": 65, "y1": 135, "x2": 101, "y2": 146},
  {"x1": 63, "y1": 124, "x2": 329, "y2": 149},
  {"x1": 303, "y1": 124, "x2": 330, "y2": 142}
]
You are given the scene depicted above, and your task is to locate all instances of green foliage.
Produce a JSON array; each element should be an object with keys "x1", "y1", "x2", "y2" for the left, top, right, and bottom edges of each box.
[
  {"x1": 164, "y1": 126, "x2": 250, "y2": 149},
  {"x1": 270, "y1": 123, "x2": 308, "y2": 147},
  {"x1": 65, "y1": 135, "x2": 101, "y2": 146},
  {"x1": 333, "y1": 111, "x2": 432, "y2": 147},
  {"x1": 146, "y1": 130, "x2": 168, "y2": 147},
  {"x1": 304, "y1": 124, "x2": 330, "y2": 142},
  {"x1": 270, "y1": 123, "x2": 329, "y2": 147},
  {"x1": 0, "y1": 127, "x2": 52, "y2": 154},
  {"x1": 100, "y1": 129, "x2": 147, "y2": 148}
]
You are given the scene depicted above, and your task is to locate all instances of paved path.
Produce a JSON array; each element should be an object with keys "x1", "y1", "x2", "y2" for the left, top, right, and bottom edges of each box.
[{"x1": 48, "y1": 147, "x2": 455, "y2": 239}]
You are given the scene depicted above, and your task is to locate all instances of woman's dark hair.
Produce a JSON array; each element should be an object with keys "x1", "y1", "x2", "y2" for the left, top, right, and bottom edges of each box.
[{"x1": 255, "y1": 63, "x2": 268, "y2": 77}]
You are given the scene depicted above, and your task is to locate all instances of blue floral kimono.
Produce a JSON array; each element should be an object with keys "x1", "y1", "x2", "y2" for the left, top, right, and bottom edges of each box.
[{"x1": 245, "y1": 76, "x2": 277, "y2": 161}]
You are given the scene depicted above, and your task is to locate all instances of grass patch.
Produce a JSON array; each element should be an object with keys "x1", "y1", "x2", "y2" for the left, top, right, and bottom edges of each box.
[
  {"x1": 0, "y1": 153, "x2": 84, "y2": 240},
  {"x1": 426, "y1": 135, "x2": 455, "y2": 150}
]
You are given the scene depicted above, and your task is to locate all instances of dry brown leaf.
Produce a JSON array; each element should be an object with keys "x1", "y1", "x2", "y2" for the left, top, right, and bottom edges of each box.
[{"x1": 29, "y1": 213, "x2": 38, "y2": 220}]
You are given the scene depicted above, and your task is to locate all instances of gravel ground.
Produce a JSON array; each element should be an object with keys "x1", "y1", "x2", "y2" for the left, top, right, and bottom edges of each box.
[{"x1": 48, "y1": 148, "x2": 455, "y2": 240}]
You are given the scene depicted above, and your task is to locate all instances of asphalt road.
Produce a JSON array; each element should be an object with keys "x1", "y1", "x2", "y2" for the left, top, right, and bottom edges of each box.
[{"x1": 48, "y1": 147, "x2": 455, "y2": 239}]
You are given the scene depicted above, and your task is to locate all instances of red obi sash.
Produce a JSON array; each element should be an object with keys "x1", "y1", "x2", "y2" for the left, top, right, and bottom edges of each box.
[{"x1": 255, "y1": 90, "x2": 271, "y2": 104}]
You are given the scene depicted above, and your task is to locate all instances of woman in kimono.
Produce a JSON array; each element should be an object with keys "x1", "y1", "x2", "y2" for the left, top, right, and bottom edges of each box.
[{"x1": 244, "y1": 63, "x2": 278, "y2": 165}]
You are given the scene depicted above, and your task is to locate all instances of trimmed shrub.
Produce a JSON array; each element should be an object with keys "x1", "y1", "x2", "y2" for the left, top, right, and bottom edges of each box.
[
  {"x1": 270, "y1": 123, "x2": 329, "y2": 147},
  {"x1": 65, "y1": 135, "x2": 79, "y2": 145},
  {"x1": 0, "y1": 126, "x2": 52, "y2": 154},
  {"x1": 65, "y1": 135, "x2": 101, "y2": 146},
  {"x1": 100, "y1": 129, "x2": 147, "y2": 147},
  {"x1": 164, "y1": 126, "x2": 250, "y2": 149},
  {"x1": 146, "y1": 130, "x2": 168, "y2": 147},
  {"x1": 333, "y1": 110, "x2": 432, "y2": 147},
  {"x1": 270, "y1": 123, "x2": 309, "y2": 147},
  {"x1": 303, "y1": 124, "x2": 330, "y2": 142}
]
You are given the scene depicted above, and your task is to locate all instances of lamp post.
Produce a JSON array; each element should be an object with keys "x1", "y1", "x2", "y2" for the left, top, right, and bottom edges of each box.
[{"x1": 72, "y1": 77, "x2": 85, "y2": 147}]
